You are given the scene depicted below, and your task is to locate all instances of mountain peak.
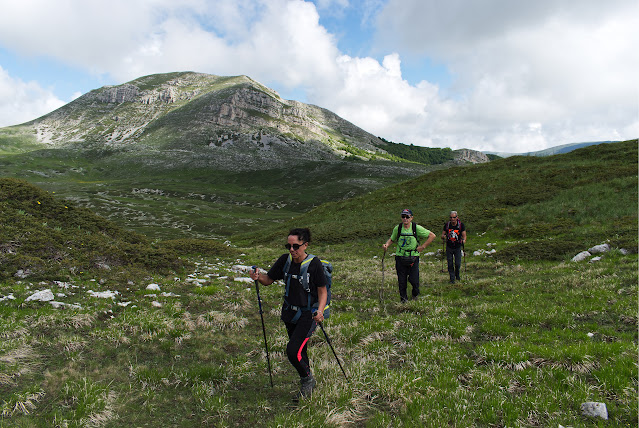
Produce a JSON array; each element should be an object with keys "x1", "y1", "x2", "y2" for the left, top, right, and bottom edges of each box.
[
  {"x1": 26, "y1": 72, "x2": 383, "y2": 158},
  {"x1": 6, "y1": 72, "x2": 488, "y2": 170}
]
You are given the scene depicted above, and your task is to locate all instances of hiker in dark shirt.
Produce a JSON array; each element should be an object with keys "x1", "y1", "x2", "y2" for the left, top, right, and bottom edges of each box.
[
  {"x1": 250, "y1": 228, "x2": 327, "y2": 400},
  {"x1": 383, "y1": 209, "x2": 436, "y2": 302},
  {"x1": 442, "y1": 211, "x2": 466, "y2": 284}
]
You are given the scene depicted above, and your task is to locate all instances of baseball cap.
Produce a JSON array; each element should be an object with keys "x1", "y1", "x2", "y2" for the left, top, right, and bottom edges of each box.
[{"x1": 401, "y1": 209, "x2": 413, "y2": 216}]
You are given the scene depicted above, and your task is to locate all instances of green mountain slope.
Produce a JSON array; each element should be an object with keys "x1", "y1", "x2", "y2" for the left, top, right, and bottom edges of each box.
[
  {"x1": 0, "y1": 178, "x2": 186, "y2": 281},
  {"x1": 240, "y1": 139, "x2": 638, "y2": 260}
]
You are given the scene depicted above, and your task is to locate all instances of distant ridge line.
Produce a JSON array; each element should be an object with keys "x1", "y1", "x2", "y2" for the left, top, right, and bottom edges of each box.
[{"x1": 484, "y1": 140, "x2": 620, "y2": 158}]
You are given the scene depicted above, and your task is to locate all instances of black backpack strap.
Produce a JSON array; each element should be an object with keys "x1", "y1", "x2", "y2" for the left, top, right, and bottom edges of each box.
[
  {"x1": 397, "y1": 223, "x2": 417, "y2": 238},
  {"x1": 283, "y1": 254, "x2": 315, "y2": 312},
  {"x1": 283, "y1": 254, "x2": 292, "y2": 297}
]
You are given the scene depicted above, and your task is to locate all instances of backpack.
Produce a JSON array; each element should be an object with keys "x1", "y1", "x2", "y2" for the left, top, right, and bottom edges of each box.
[
  {"x1": 282, "y1": 254, "x2": 333, "y2": 324},
  {"x1": 444, "y1": 221, "x2": 464, "y2": 244},
  {"x1": 396, "y1": 222, "x2": 420, "y2": 254},
  {"x1": 397, "y1": 222, "x2": 418, "y2": 239}
]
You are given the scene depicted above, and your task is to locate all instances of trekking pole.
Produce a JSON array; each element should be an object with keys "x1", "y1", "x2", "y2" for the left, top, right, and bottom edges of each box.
[
  {"x1": 462, "y1": 243, "x2": 466, "y2": 275},
  {"x1": 380, "y1": 248, "x2": 386, "y2": 305},
  {"x1": 440, "y1": 240, "x2": 447, "y2": 273},
  {"x1": 315, "y1": 317, "x2": 349, "y2": 382},
  {"x1": 252, "y1": 266, "x2": 273, "y2": 388}
]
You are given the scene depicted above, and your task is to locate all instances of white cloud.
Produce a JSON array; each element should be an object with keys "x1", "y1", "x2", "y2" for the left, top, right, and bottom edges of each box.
[
  {"x1": 374, "y1": 0, "x2": 639, "y2": 151},
  {"x1": 0, "y1": 67, "x2": 65, "y2": 127},
  {"x1": 0, "y1": 0, "x2": 636, "y2": 152}
]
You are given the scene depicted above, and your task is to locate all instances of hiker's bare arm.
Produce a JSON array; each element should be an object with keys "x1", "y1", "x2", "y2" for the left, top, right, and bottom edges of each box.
[
  {"x1": 417, "y1": 232, "x2": 436, "y2": 252},
  {"x1": 383, "y1": 238, "x2": 394, "y2": 250},
  {"x1": 313, "y1": 286, "x2": 328, "y2": 322}
]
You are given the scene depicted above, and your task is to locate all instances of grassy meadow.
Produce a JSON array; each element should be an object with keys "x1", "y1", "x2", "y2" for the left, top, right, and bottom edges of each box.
[
  {"x1": 0, "y1": 140, "x2": 637, "y2": 427},
  {"x1": 0, "y1": 146, "x2": 430, "y2": 240}
]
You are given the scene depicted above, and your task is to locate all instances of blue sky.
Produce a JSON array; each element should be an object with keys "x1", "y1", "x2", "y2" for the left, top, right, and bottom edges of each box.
[{"x1": 0, "y1": 0, "x2": 636, "y2": 152}]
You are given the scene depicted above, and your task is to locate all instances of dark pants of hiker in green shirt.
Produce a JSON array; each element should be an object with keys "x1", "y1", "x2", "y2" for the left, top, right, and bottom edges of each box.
[{"x1": 395, "y1": 256, "x2": 419, "y2": 302}]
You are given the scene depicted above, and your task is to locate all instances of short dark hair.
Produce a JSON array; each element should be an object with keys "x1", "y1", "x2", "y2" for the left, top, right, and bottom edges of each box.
[{"x1": 289, "y1": 228, "x2": 311, "y2": 243}]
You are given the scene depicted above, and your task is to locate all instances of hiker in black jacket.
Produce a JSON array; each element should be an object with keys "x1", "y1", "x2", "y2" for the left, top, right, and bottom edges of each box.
[
  {"x1": 442, "y1": 211, "x2": 466, "y2": 284},
  {"x1": 250, "y1": 228, "x2": 327, "y2": 400}
]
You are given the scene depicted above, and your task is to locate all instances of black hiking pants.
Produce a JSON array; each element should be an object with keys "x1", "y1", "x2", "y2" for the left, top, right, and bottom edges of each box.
[
  {"x1": 395, "y1": 256, "x2": 420, "y2": 302},
  {"x1": 284, "y1": 311, "x2": 317, "y2": 378},
  {"x1": 446, "y1": 245, "x2": 462, "y2": 282}
]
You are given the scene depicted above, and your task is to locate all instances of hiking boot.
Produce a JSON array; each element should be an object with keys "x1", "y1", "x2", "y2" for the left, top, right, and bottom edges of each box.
[{"x1": 295, "y1": 374, "x2": 316, "y2": 400}]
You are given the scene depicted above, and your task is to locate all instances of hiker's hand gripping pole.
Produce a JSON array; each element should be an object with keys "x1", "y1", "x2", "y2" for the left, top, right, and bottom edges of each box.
[
  {"x1": 314, "y1": 313, "x2": 349, "y2": 382},
  {"x1": 252, "y1": 266, "x2": 273, "y2": 388}
]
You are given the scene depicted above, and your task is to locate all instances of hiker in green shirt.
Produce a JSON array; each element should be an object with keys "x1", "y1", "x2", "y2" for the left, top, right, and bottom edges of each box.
[{"x1": 383, "y1": 209, "x2": 436, "y2": 302}]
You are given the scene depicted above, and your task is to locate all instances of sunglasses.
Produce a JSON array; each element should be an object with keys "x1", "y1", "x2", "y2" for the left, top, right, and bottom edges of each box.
[
  {"x1": 450, "y1": 216, "x2": 457, "y2": 219},
  {"x1": 401, "y1": 215, "x2": 411, "y2": 219},
  {"x1": 285, "y1": 242, "x2": 306, "y2": 250}
]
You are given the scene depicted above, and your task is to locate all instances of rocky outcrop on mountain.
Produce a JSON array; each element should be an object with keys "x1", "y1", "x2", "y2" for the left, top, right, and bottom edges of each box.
[
  {"x1": 453, "y1": 149, "x2": 490, "y2": 164},
  {"x1": 97, "y1": 84, "x2": 140, "y2": 104}
]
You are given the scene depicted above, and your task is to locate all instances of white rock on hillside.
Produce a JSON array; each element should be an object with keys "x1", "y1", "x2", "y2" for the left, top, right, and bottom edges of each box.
[
  {"x1": 49, "y1": 301, "x2": 82, "y2": 310},
  {"x1": 571, "y1": 251, "x2": 591, "y2": 262},
  {"x1": 0, "y1": 294, "x2": 16, "y2": 302},
  {"x1": 146, "y1": 283, "x2": 161, "y2": 291},
  {"x1": 580, "y1": 402, "x2": 608, "y2": 419},
  {"x1": 474, "y1": 249, "x2": 496, "y2": 256},
  {"x1": 25, "y1": 289, "x2": 55, "y2": 302},
  {"x1": 588, "y1": 244, "x2": 610, "y2": 254},
  {"x1": 87, "y1": 290, "x2": 118, "y2": 299}
]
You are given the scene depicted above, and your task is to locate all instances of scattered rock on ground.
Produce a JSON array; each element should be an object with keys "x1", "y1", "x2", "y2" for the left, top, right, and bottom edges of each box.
[
  {"x1": 588, "y1": 244, "x2": 610, "y2": 254},
  {"x1": 571, "y1": 251, "x2": 591, "y2": 262},
  {"x1": 580, "y1": 402, "x2": 608, "y2": 420},
  {"x1": 25, "y1": 289, "x2": 55, "y2": 302}
]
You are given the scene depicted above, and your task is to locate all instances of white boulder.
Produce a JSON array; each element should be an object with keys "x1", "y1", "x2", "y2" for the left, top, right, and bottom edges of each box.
[
  {"x1": 25, "y1": 289, "x2": 55, "y2": 302},
  {"x1": 571, "y1": 251, "x2": 591, "y2": 262},
  {"x1": 87, "y1": 290, "x2": 118, "y2": 299},
  {"x1": 588, "y1": 244, "x2": 610, "y2": 254},
  {"x1": 580, "y1": 402, "x2": 608, "y2": 419}
]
